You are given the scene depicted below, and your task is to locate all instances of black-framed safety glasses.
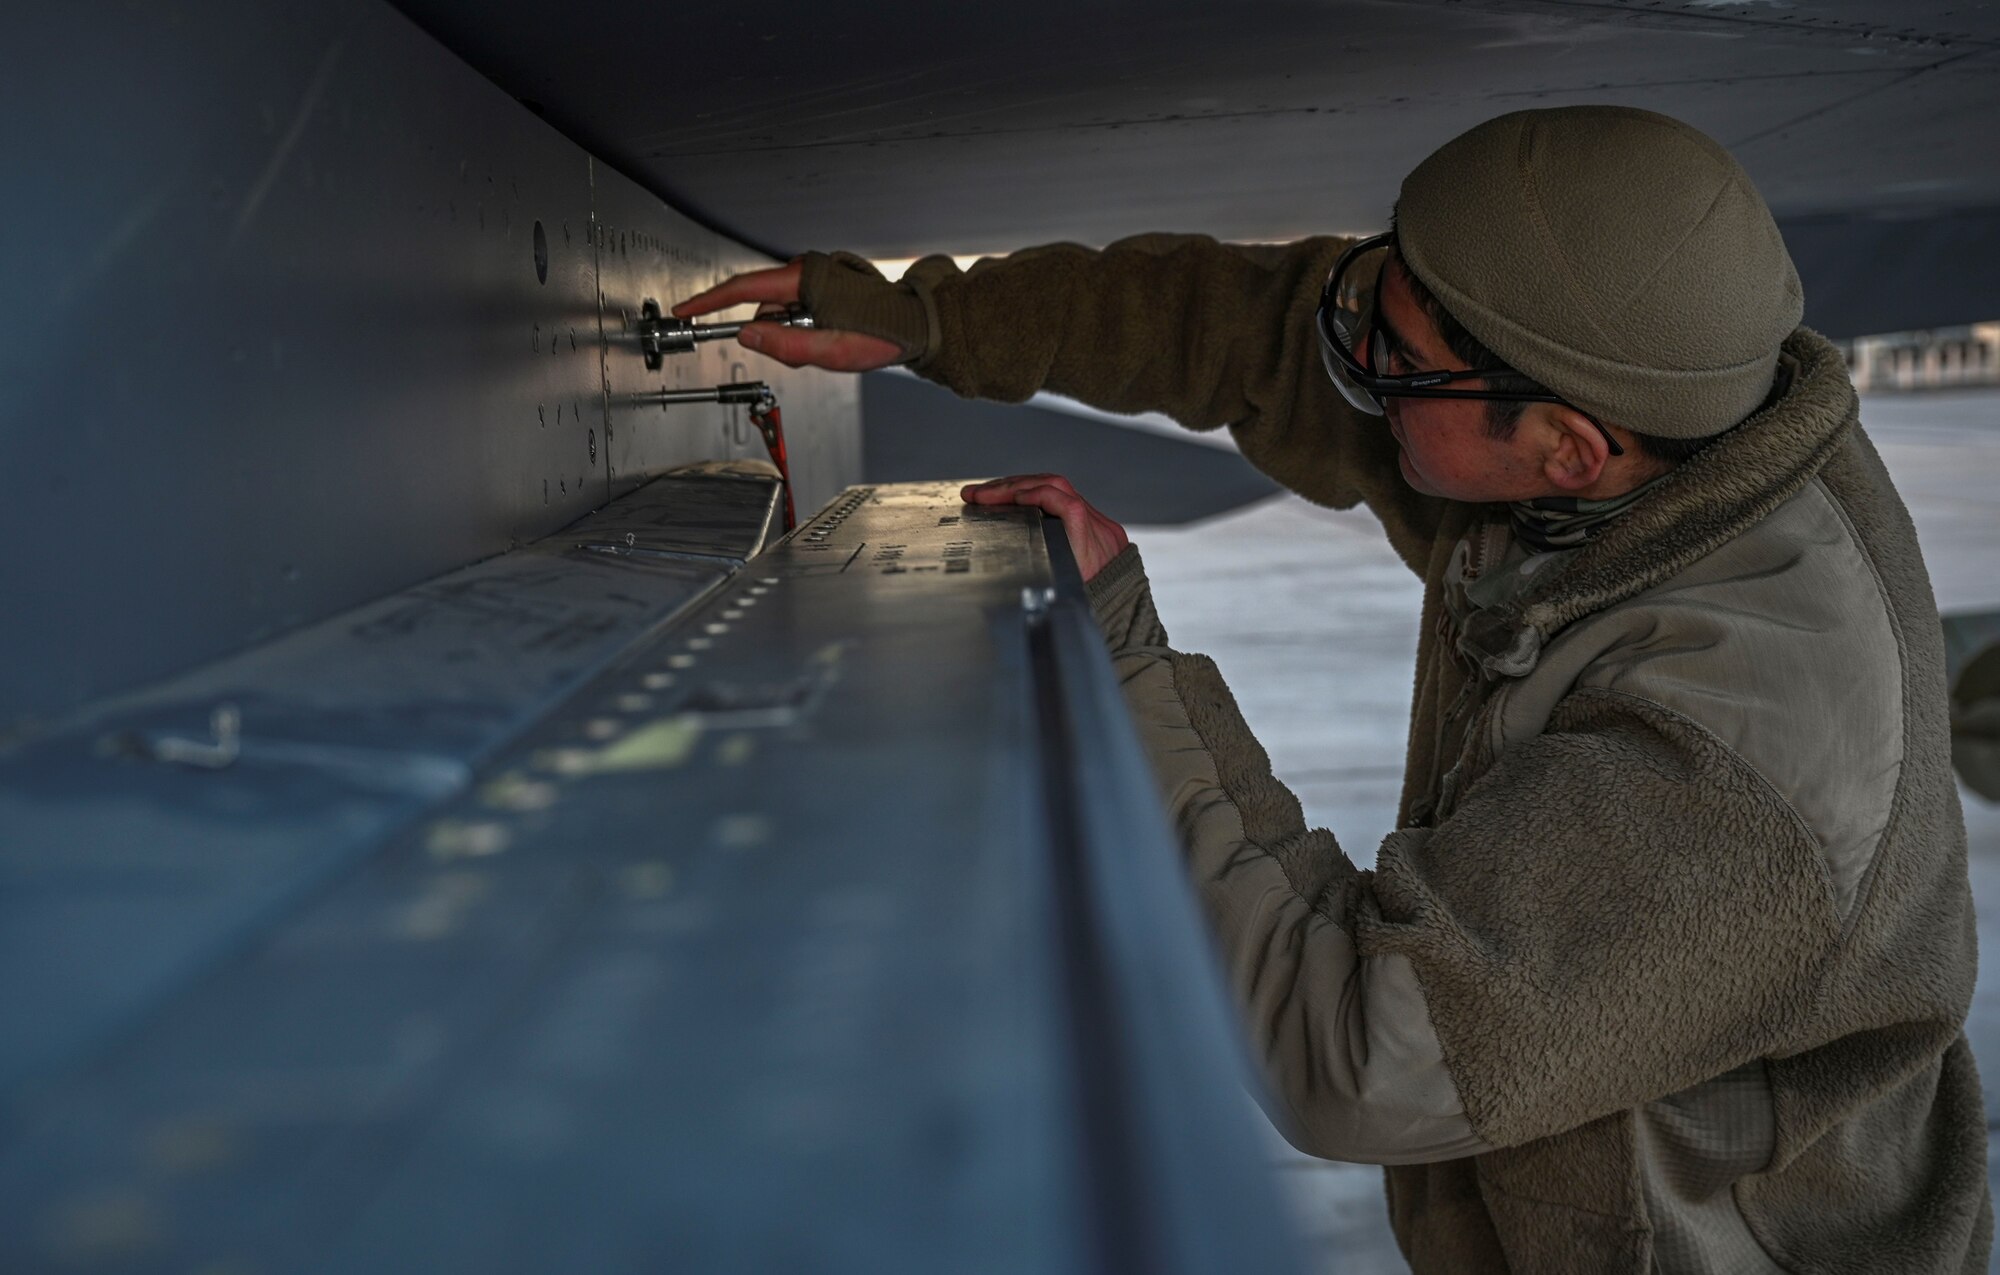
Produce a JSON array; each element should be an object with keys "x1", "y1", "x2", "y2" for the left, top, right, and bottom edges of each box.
[{"x1": 1315, "y1": 231, "x2": 1623, "y2": 457}]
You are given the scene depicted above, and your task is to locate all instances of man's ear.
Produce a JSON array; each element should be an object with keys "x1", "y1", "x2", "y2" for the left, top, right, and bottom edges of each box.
[{"x1": 1540, "y1": 407, "x2": 1611, "y2": 493}]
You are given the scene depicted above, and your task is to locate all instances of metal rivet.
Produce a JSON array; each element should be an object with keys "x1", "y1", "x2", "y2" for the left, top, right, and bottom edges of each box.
[
  {"x1": 535, "y1": 747, "x2": 595, "y2": 775},
  {"x1": 427, "y1": 819, "x2": 509, "y2": 859},
  {"x1": 621, "y1": 861, "x2": 675, "y2": 900}
]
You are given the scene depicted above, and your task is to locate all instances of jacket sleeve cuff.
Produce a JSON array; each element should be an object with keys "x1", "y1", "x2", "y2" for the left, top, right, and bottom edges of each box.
[
  {"x1": 1085, "y1": 544, "x2": 1169, "y2": 651},
  {"x1": 797, "y1": 251, "x2": 934, "y2": 365}
]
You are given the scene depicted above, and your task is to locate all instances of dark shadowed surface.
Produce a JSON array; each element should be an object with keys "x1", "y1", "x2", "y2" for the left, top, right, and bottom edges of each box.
[
  {"x1": 0, "y1": 0, "x2": 861, "y2": 727},
  {"x1": 392, "y1": 0, "x2": 2000, "y2": 335}
]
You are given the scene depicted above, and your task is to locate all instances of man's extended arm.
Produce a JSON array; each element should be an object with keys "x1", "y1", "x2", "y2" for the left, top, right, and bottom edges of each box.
[
  {"x1": 1089, "y1": 544, "x2": 1839, "y2": 1161},
  {"x1": 1088, "y1": 542, "x2": 1488, "y2": 1163},
  {"x1": 803, "y1": 236, "x2": 1446, "y2": 570},
  {"x1": 678, "y1": 236, "x2": 1448, "y2": 572}
]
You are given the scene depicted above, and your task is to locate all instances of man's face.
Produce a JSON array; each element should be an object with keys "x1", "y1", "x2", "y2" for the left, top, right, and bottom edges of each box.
[{"x1": 1369, "y1": 256, "x2": 1551, "y2": 503}]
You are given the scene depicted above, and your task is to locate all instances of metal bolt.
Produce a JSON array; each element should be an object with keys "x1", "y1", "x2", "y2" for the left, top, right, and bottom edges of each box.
[{"x1": 142, "y1": 703, "x2": 243, "y2": 770}]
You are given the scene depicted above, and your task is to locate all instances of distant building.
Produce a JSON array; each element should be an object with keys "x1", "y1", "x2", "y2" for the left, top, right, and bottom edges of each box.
[{"x1": 1842, "y1": 323, "x2": 2000, "y2": 392}]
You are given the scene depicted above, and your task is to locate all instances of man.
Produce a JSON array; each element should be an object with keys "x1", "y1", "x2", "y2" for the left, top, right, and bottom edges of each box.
[{"x1": 677, "y1": 106, "x2": 1991, "y2": 1271}]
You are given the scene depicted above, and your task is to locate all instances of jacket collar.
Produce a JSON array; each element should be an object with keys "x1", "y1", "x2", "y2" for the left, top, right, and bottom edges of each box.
[{"x1": 1458, "y1": 327, "x2": 1859, "y2": 678}]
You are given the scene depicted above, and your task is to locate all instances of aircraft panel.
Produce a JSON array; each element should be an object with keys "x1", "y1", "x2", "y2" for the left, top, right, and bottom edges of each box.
[
  {"x1": 390, "y1": 0, "x2": 2000, "y2": 257},
  {"x1": 590, "y1": 161, "x2": 863, "y2": 518},
  {"x1": 0, "y1": 0, "x2": 860, "y2": 728},
  {"x1": 0, "y1": 471, "x2": 781, "y2": 1096},
  {"x1": 0, "y1": 484, "x2": 1309, "y2": 1275}
]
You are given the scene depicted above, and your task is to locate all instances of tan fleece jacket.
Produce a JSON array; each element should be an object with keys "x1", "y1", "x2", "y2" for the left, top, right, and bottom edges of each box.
[{"x1": 800, "y1": 237, "x2": 1992, "y2": 1273}]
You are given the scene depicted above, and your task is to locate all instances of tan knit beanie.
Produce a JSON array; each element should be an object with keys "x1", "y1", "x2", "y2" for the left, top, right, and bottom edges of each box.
[{"x1": 1395, "y1": 105, "x2": 1803, "y2": 439}]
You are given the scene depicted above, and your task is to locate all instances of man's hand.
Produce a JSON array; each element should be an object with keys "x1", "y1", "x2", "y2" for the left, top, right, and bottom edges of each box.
[
  {"x1": 673, "y1": 259, "x2": 904, "y2": 372},
  {"x1": 962, "y1": 475, "x2": 1130, "y2": 582}
]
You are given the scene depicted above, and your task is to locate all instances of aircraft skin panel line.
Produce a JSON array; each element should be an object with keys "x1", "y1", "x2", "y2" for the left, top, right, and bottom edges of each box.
[
  {"x1": 0, "y1": 0, "x2": 860, "y2": 728},
  {"x1": 0, "y1": 482, "x2": 1311, "y2": 1274}
]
